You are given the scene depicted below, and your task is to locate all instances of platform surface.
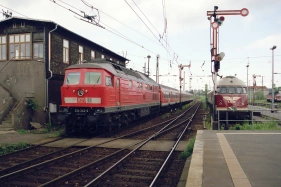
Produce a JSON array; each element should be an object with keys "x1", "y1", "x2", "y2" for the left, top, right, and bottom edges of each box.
[{"x1": 186, "y1": 130, "x2": 281, "y2": 187}]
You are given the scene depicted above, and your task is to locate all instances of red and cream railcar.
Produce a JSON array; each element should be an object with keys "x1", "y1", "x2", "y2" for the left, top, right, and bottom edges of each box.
[
  {"x1": 207, "y1": 76, "x2": 250, "y2": 122},
  {"x1": 59, "y1": 61, "x2": 160, "y2": 133}
]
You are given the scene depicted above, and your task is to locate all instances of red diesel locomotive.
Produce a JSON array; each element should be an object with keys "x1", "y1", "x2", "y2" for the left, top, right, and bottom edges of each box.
[
  {"x1": 207, "y1": 76, "x2": 251, "y2": 125},
  {"x1": 59, "y1": 59, "x2": 193, "y2": 133}
]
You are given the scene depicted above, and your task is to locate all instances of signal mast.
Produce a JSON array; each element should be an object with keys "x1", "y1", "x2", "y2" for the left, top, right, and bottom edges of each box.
[{"x1": 207, "y1": 6, "x2": 249, "y2": 121}]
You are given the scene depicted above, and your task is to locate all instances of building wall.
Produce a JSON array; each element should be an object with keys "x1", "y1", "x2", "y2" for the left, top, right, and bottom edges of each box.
[{"x1": 0, "y1": 60, "x2": 46, "y2": 124}]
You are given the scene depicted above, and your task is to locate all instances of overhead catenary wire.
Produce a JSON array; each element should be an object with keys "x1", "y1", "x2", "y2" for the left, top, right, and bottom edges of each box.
[
  {"x1": 129, "y1": 0, "x2": 179, "y2": 65},
  {"x1": 50, "y1": 0, "x2": 159, "y2": 56},
  {"x1": 0, "y1": 5, "x2": 29, "y2": 18},
  {"x1": 55, "y1": 0, "x2": 184, "y2": 69},
  {"x1": 124, "y1": 0, "x2": 174, "y2": 58}
]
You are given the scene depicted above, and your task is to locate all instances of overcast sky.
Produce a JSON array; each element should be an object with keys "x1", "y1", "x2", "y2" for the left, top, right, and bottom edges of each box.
[{"x1": 1, "y1": 0, "x2": 281, "y2": 91}]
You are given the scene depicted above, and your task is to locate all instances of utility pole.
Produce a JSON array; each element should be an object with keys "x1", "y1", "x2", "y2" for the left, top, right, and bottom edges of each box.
[
  {"x1": 183, "y1": 71, "x2": 185, "y2": 91},
  {"x1": 147, "y1": 55, "x2": 151, "y2": 77},
  {"x1": 178, "y1": 63, "x2": 191, "y2": 104},
  {"x1": 156, "y1": 55, "x2": 159, "y2": 83}
]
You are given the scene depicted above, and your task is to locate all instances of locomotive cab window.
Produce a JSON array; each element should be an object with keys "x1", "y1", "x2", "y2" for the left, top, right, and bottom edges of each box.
[
  {"x1": 105, "y1": 76, "x2": 112, "y2": 86},
  {"x1": 84, "y1": 72, "x2": 101, "y2": 85},
  {"x1": 66, "y1": 72, "x2": 80, "y2": 85}
]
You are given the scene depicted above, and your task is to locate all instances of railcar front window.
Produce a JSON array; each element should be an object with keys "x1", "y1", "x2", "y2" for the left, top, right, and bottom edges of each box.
[
  {"x1": 66, "y1": 72, "x2": 80, "y2": 85},
  {"x1": 243, "y1": 87, "x2": 247, "y2": 93},
  {"x1": 220, "y1": 87, "x2": 227, "y2": 94},
  {"x1": 85, "y1": 72, "x2": 101, "y2": 85},
  {"x1": 228, "y1": 87, "x2": 235, "y2": 94},
  {"x1": 236, "y1": 87, "x2": 242, "y2": 94}
]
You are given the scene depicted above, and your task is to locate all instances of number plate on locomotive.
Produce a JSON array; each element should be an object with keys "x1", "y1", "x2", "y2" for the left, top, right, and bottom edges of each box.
[{"x1": 74, "y1": 109, "x2": 89, "y2": 113}]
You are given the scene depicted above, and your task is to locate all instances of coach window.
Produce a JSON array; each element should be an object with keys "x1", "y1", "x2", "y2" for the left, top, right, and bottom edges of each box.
[
  {"x1": 63, "y1": 39, "x2": 69, "y2": 64},
  {"x1": 116, "y1": 79, "x2": 120, "y2": 87},
  {"x1": 84, "y1": 72, "x2": 101, "y2": 85},
  {"x1": 0, "y1": 36, "x2": 6, "y2": 60},
  {"x1": 139, "y1": 83, "x2": 143, "y2": 90},
  {"x1": 105, "y1": 76, "x2": 112, "y2": 86},
  {"x1": 9, "y1": 33, "x2": 31, "y2": 59},
  {"x1": 66, "y1": 72, "x2": 80, "y2": 85},
  {"x1": 129, "y1": 81, "x2": 132, "y2": 89}
]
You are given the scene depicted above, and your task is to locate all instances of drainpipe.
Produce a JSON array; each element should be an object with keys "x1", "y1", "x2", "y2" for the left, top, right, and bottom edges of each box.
[{"x1": 46, "y1": 24, "x2": 58, "y2": 123}]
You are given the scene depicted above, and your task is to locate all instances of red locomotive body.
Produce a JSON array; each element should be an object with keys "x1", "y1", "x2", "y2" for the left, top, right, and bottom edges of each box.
[
  {"x1": 207, "y1": 76, "x2": 251, "y2": 125},
  {"x1": 59, "y1": 59, "x2": 192, "y2": 133}
]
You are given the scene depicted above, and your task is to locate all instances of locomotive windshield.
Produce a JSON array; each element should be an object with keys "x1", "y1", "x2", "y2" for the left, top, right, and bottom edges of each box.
[
  {"x1": 217, "y1": 87, "x2": 247, "y2": 94},
  {"x1": 85, "y1": 72, "x2": 101, "y2": 85},
  {"x1": 66, "y1": 72, "x2": 80, "y2": 85}
]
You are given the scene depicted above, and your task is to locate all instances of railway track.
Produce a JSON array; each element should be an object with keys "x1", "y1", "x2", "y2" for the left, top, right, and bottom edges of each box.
[{"x1": 0, "y1": 102, "x2": 203, "y2": 186}]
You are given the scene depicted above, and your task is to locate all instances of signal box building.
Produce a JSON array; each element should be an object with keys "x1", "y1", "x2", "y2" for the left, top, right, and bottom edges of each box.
[{"x1": 0, "y1": 17, "x2": 128, "y2": 129}]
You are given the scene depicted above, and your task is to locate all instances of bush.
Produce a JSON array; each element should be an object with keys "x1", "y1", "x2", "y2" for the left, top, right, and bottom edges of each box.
[
  {"x1": 229, "y1": 121, "x2": 280, "y2": 130},
  {"x1": 0, "y1": 142, "x2": 30, "y2": 155},
  {"x1": 26, "y1": 99, "x2": 39, "y2": 111},
  {"x1": 180, "y1": 137, "x2": 196, "y2": 159}
]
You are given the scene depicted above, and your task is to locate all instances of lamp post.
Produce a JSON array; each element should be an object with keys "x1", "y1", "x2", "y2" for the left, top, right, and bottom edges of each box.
[
  {"x1": 147, "y1": 55, "x2": 151, "y2": 77},
  {"x1": 270, "y1": 45, "x2": 277, "y2": 112}
]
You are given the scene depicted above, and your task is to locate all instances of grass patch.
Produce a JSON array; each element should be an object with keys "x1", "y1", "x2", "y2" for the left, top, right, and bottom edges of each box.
[
  {"x1": 17, "y1": 129, "x2": 28, "y2": 134},
  {"x1": 180, "y1": 137, "x2": 196, "y2": 159},
  {"x1": 0, "y1": 142, "x2": 30, "y2": 155},
  {"x1": 229, "y1": 121, "x2": 280, "y2": 130}
]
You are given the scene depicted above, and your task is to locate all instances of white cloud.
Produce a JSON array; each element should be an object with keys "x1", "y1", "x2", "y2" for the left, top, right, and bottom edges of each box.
[{"x1": 247, "y1": 34, "x2": 281, "y2": 49}]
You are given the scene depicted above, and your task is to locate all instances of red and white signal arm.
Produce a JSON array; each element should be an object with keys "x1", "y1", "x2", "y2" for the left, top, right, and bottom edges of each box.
[
  {"x1": 240, "y1": 8, "x2": 249, "y2": 17},
  {"x1": 211, "y1": 21, "x2": 219, "y2": 29}
]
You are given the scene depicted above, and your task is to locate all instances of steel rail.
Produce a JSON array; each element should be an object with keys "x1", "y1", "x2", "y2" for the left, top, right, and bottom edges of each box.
[
  {"x1": 149, "y1": 103, "x2": 201, "y2": 186},
  {"x1": 0, "y1": 103, "x2": 193, "y2": 182},
  {"x1": 83, "y1": 103, "x2": 199, "y2": 186}
]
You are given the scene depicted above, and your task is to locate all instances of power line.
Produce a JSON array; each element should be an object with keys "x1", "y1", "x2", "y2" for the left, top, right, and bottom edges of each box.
[{"x1": 131, "y1": 0, "x2": 160, "y2": 37}]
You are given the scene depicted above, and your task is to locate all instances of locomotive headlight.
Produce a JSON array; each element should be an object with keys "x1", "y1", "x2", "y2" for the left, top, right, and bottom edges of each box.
[{"x1": 78, "y1": 89, "x2": 84, "y2": 96}]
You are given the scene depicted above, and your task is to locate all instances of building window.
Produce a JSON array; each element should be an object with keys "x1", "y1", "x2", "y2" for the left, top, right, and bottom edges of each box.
[
  {"x1": 9, "y1": 33, "x2": 30, "y2": 59},
  {"x1": 101, "y1": 54, "x2": 104, "y2": 59},
  {"x1": 79, "y1": 45, "x2": 83, "y2": 63},
  {"x1": 33, "y1": 43, "x2": 43, "y2": 59},
  {"x1": 63, "y1": 39, "x2": 69, "y2": 64},
  {"x1": 0, "y1": 36, "x2": 6, "y2": 60},
  {"x1": 91, "y1": 50, "x2": 95, "y2": 60}
]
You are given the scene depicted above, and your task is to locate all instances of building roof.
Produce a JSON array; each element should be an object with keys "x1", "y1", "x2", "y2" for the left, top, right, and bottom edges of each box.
[{"x1": 0, "y1": 17, "x2": 129, "y2": 62}]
